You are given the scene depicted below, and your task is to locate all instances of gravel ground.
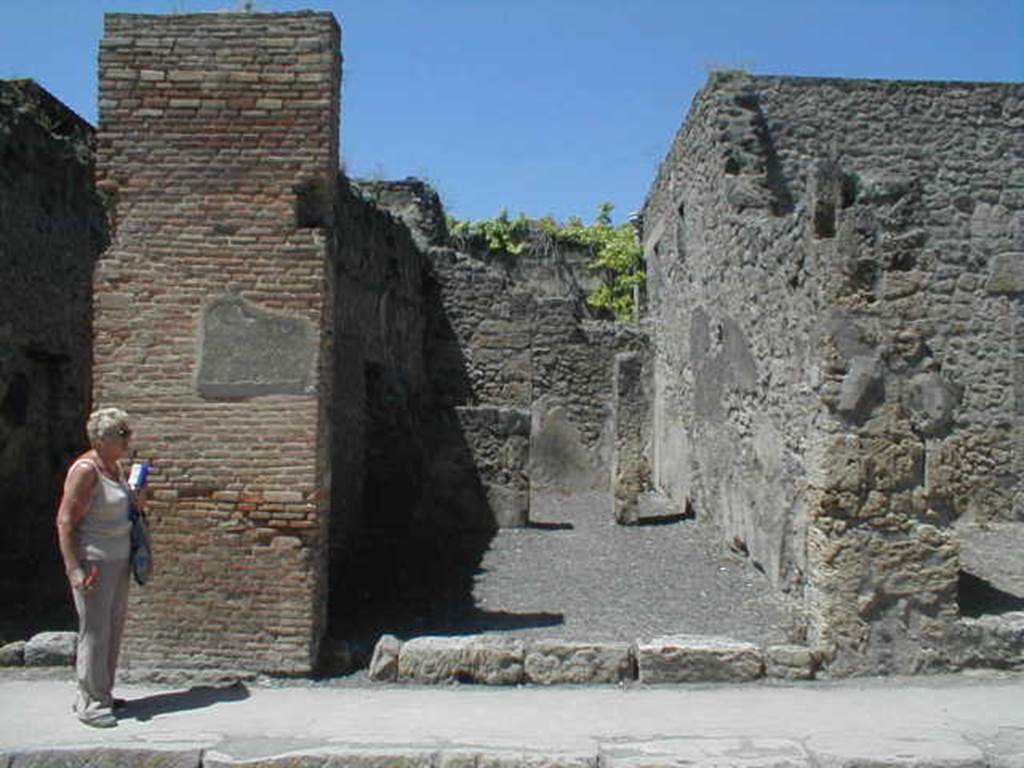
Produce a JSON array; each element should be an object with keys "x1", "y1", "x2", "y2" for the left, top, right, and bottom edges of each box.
[{"x1": 451, "y1": 492, "x2": 800, "y2": 646}]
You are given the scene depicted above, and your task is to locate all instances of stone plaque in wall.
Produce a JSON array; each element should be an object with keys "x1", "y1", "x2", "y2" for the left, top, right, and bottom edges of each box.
[{"x1": 196, "y1": 293, "x2": 316, "y2": 399}]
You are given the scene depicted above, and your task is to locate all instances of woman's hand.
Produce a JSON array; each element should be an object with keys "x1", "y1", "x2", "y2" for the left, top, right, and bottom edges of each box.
[{"x1": 68, "y1": 564, "x2": 99, "y2": 593}]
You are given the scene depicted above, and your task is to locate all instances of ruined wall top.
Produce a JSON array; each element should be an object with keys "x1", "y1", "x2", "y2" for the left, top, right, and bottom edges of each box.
[
  {"x1": 644, "y1": 71, "x2": 1023, "y2": 228},
  {"x1": 0, "y1": 78, "x2": 93, "y2": 137}
]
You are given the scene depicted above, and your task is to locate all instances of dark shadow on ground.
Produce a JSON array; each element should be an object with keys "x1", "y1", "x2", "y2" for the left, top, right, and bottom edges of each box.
[
  {"x1": 634, "y1": 513, "x2": 691, "y2": 527},
  {"x1": 959, "y1": 571, "x2": 1024, "y2": 618},
  {"x1": 527, "y1": 521, "x2": 574, "y2": 531},
  {"x1": 119, "y1": 682, "x2": 249, "y2": 721},
  {"x1": 437, "y1": 609, "x2": 564, "y2": 635}
]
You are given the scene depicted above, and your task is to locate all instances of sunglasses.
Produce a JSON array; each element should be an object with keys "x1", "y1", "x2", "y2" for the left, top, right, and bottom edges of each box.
[{"x1": 116, "y1": 427, "x2": 132, "y2": 439}]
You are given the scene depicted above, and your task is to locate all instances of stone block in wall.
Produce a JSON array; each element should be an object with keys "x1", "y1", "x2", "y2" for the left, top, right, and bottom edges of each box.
[
  {"x1": 0, "y1": 641, "x2": 25, "y2": 667},
  {"x1": 612, "y1": 352, "x2": 652, "y2": 525},
  {"x1": 636, "y1": 635, "x2": 763, "y2": 683},
  {"x1": 397, "y1": 636, "x2": 525, "y2": 685},
  {"x1": 763, "y1": 644, "x2": 817, "y2": 680},
  {"x1": 985, "y1": 252, "x2": 1024, "y2": 295},
  {"x1": 815, "y1": 432, "x2": 924, "y2": 499},
  {"x1": 455, "y1": 406, "x2": 531, "y2": 528},
  {"x1": 524, "y1": 640, "x2": 634, "y2": 684},
  {"x1": 196, "y1": 292, "x2": 318, "y2": 398},
  {"x1": 529, "y1": 398, "x2": 605, "y2": 495},
  {"x1": 951, "y1": 612, "x2": 1024, "y2": 670},
  {"x1": 484, "y1": 483, "x2": 529, "y2": 528}
]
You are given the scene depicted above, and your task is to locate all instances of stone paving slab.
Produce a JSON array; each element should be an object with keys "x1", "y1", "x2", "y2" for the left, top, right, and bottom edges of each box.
[
  {"x1": 599, "y1": 737, "x2": 810, "y2": 767},
  {"x1": 804, "y1": 732, "x2": 987, "y2": 768},
  {"x1": 965, "y1": 728, "x2": 1024, "y2": 768}
]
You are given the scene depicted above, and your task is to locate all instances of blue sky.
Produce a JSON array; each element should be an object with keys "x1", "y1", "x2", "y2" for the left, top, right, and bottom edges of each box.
[{"x1": 2, "y1": 1, "x2": 1022, "y2": 224}]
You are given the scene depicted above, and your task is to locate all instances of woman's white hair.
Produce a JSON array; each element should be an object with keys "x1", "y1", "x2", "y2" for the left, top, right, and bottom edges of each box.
[{"x1": 86, "y1": 407, "x2": 131, "y2": 445}]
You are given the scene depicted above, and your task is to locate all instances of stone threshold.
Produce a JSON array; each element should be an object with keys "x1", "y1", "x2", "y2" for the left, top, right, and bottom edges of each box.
[{"x1": 369, "y1": 634, "x2": 818, "y2": 685}]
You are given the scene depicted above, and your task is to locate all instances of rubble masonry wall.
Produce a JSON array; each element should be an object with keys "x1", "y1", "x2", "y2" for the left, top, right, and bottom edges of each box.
[
  {"x1": 643, "y1": 72, "x2": 1024, "y2": 674},
  {"x1": 0, "y1": 81, "x2": 106, "y2": 624}
]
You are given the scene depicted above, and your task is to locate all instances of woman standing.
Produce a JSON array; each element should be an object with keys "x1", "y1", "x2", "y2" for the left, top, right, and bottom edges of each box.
[{"x1": 56, "y1": 407, "x2": 136, "y2": 728}]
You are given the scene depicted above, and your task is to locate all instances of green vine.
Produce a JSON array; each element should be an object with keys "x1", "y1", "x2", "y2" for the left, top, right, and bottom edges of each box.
[
  {"x1": 448, "y1": 209, "x2": 532, "y2": 255},
  {"x1": 447, "y1": 203, "x2": 644, "y2": 321}
]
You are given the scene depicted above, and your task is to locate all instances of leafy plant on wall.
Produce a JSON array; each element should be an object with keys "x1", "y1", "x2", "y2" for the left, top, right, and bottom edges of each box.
[{"x1": 447, "y1": 203, "x2": 645, "y2": 321}]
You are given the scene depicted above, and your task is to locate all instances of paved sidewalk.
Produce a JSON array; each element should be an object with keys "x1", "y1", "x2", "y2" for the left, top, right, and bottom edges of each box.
[{"x1": 2, "y1": 670, "x2": 1023, "y2": 766}]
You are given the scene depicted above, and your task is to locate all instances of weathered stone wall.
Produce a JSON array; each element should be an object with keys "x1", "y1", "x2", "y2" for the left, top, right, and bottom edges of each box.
[
  {"x1": 643, "y1": 72, "x2": 1024, "y2": 674},
  {"x1": 354, "y1": 184, "x2": 656, "y2": 522},
  {"x1": 424, "y1": 228, "x2": 650, "y2": 517},
  {"x1": 94, "y1": 12, "x2": 341, "y2": 675},
  {"x1": 328, "y1": 178, "x2": 471, "y2": 645},
  {"x1": 330, "y1": 178, "x2": 429, "y2": 552},
  {"x1": 0, "y1": 81, "x2": 106, "y2": 629}
]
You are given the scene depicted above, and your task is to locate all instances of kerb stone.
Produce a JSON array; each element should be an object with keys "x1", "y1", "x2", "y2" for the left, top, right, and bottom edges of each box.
[
  {"x1": 23, "y1": 632, "x2": 77, "y2": 667},
  {"x1": 1, "y1": 747, "x2": 202, "y2": 767},
  {"x1": 636, "y1": 635, "x2": 763, "y2": 684},
  {"x1": 398, "y1": 636, "x2": 524, "y2": 685},
  {"x1": 764, "y1": 644, "x2": 817, "y2": 680},
  {"x1": 368, "y1": 634, "x2": 401, "y2": 682},
  {"x1": 205, "y1": 748, "x2": 435, "y2": 767},
  {"x1": 398, "y1": 637, "x2": 466, "y2": 684},
  {"x1": 524, "y1": 640, "x2": 634, "y2": 684},
  {"x1": 439, "y1": 749, "x2": 596, "y2": 767},
  {"x1": 0, "y1": 641, "x2": 26, "y2": 667},
  {"x1": 951, "y1": 612, "x2": 1024, "y2": 670}
]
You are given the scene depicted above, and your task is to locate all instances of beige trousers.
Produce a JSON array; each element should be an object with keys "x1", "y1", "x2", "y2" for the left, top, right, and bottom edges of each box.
[{"x1": 71, "y1": 558, "x2": 130, "y2": 717}]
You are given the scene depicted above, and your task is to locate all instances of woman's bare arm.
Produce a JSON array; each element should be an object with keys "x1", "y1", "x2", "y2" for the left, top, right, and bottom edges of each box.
[{"x1": 56, "y1": 463, "x2": 97, "y2": 590}]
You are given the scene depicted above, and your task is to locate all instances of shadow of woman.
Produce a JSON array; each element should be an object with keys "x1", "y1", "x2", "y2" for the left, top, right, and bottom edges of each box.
[{"x1": 119, "y1": 681, "x2": 250, "y2": 722}]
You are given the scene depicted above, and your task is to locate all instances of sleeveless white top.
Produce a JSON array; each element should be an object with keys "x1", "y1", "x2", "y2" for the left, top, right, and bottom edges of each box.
[{"x1": 73, "y1": 459, "x2": 132, "y2": 561}]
